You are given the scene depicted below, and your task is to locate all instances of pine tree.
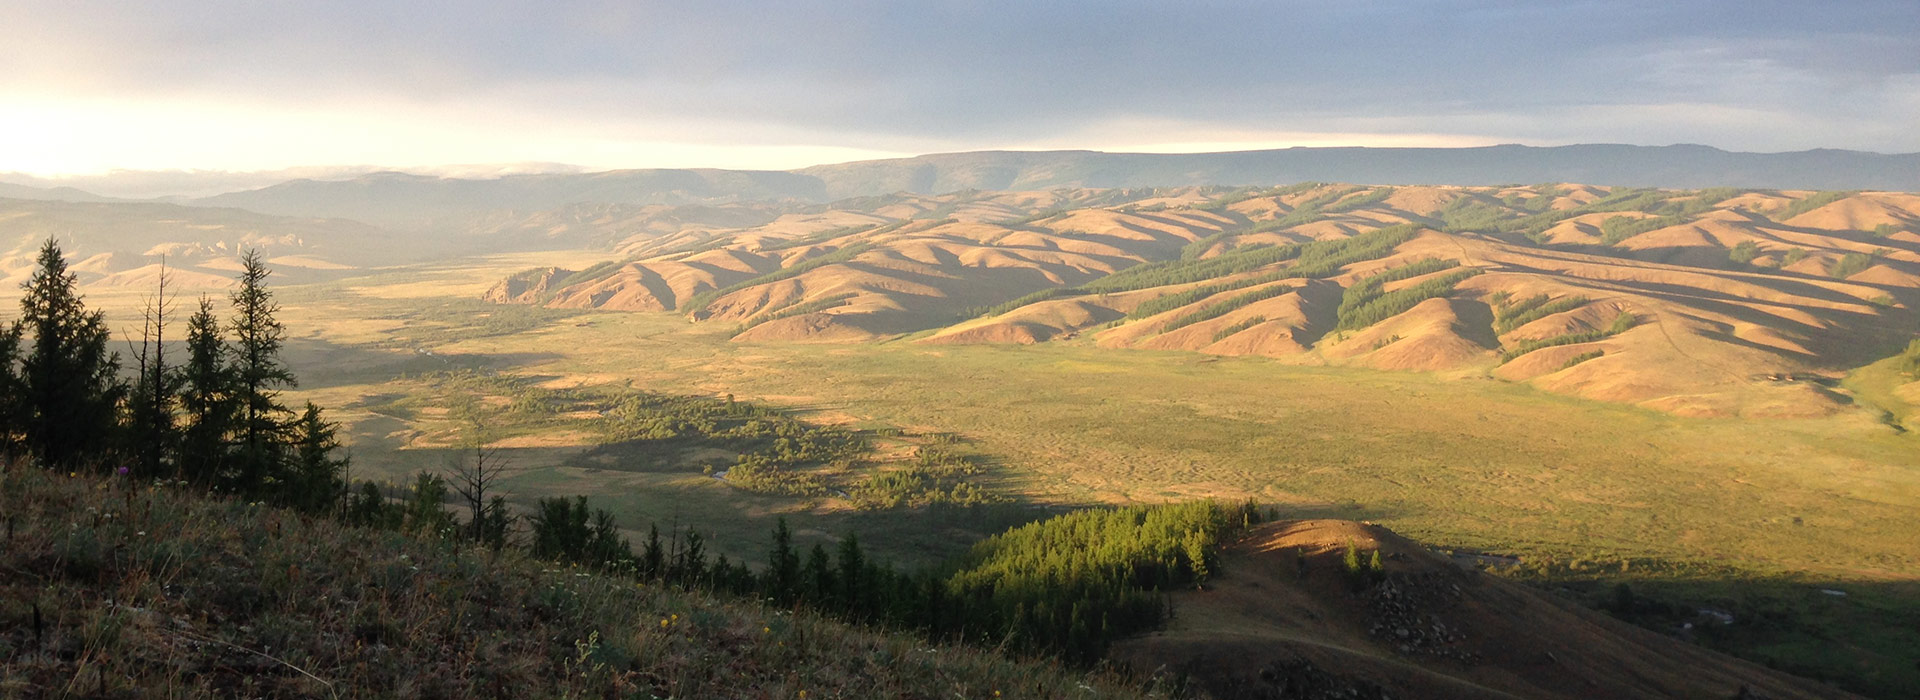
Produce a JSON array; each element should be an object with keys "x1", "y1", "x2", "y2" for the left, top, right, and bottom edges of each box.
[
  {"x1": 18, "y1": 238, "x2": 123, "y2": 470},
  {"x1": 178, "y1": 296, "x2": 236, "y2": 486},
  {"x1": 0, "y1": 321, "x2": 25, "y2": 461},
  {"x1": 286, "y1": 402, "x2": 348, "y2": 514},
  {"x1": 229, "y1": 250, "x2": 296, "y2": 496}
]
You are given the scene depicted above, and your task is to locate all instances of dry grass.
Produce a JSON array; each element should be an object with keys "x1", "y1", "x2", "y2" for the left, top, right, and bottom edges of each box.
[{"x1": 0, "y1": 465, "x2": 1163, "y2": 699}]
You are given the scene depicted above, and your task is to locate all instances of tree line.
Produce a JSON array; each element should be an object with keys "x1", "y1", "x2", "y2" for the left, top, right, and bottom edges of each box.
[{"x1": 0, "y1": 239, "x2": 347, "y2": 513}]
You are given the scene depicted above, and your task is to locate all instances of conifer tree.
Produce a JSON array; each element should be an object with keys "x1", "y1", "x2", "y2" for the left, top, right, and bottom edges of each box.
[
  {"x1": 676, "y1": 529, "x2": 707, "y2": 584},
  {"x1": 229, "y1": 250, "x2": 295, "y2": 495},
  {"x1": 178, "y1": 296, "x2": 236, "y2": 486},
  {"x1": 286, "y1": 402, "x2": 348, "y2": 514},
  {"x1": 0, "y1": 321, "x2": 25, "y2": 460},
  {"x1": 642, "y1": 524, "x2": 665, "y2": 579},
  {"x1": 767, "y1": 518, "x2": 800, "y2": 604},
  {"x1": 837, "y1": 533, "x2": 865, "y2": 612},
  {"x1": 17, "y1": 238, "x2": 123, "y2": 470},
  {"x1": 803, "y1": 544, "x2": 834, "y2": 604}
]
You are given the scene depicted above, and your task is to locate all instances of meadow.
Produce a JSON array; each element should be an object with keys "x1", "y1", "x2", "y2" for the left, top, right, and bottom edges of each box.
[{"x1": 36, "y1": 248, "x2": 1920, "y2": 694}]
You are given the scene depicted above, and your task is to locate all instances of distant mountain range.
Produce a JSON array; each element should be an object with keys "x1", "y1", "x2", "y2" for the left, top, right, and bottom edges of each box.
[{"x1": 3, "y1": 144, "x2": 1916, "y2": 227}]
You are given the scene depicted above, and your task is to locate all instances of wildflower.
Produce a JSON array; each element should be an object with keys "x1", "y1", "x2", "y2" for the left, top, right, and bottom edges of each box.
[{"x1": 116, "y1": 466, "x2": 129, "y2": 476}]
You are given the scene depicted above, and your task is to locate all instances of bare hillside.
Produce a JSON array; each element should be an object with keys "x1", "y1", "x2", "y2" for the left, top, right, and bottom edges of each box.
[{"x1": 485, "y1": 184, "x2": 1920, "y2": 417}]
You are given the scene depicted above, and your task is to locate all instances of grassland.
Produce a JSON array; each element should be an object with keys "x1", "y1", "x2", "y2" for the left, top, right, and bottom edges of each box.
[
  {"x1": 28, "y1": 248, "x2": 1920, "y2": 695},
  {"x1": 46, "y1": 249, "x2": 1916, "y2": 579}
]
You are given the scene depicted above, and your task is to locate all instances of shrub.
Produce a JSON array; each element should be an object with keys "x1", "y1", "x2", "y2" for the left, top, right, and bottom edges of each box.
[
  {"x1": 1828, "y1": 250, "x2": 1884, "y2": 279},
  {"x1": 1728, "y1": 241, "x2": 1761, "y2": 267}
]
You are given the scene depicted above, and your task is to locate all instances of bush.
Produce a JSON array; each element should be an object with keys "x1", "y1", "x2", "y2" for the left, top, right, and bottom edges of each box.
[
  {"x1": 1728, "y1": 241, "x2": 1761, "y2": 267},
  {"x1": 1828, "y1": 250, "x2": 1884, "y2": 279}
]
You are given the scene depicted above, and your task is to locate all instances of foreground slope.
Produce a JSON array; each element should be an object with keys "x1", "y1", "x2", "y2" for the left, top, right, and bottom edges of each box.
[
  {"x1": 1113, "y1": 520, "x2": 1855, "y2": 700},
  {"x1": 0, "y1": 467, "x2": 1146, "y2": 699}
]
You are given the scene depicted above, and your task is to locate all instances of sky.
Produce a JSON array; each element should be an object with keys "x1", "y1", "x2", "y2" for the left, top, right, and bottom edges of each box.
[{"x1": 2, "y1": 0, "x2": 1917, "y2": 178}]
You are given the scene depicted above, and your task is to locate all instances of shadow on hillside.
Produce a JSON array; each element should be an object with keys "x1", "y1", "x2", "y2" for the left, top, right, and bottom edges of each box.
[{"x1": 1496, "y1": 563, "x2": 1920, "y2": 698}]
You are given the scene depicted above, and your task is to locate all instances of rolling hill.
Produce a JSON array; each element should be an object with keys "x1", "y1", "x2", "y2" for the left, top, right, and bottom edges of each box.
[{"x1": 483, "y1": 184, "x2": 1920, "y2": 418}]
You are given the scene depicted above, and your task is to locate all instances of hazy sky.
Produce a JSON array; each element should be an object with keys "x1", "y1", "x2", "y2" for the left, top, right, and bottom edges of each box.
[{"x1": 3, "y1": 0, "x2": 1916, "y2": 176}]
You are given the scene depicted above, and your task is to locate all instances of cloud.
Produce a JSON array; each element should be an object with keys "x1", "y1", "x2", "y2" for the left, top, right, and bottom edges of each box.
[{"x1": 1, "y1": 0, "x2": 1915, "y2": 174}]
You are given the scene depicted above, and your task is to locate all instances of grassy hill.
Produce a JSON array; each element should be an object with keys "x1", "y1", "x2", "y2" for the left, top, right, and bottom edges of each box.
[
  {"x1": 484, "y1": 183, "x2": 1920, "y2": 418},
  {"x1": 0, "y1": 465, "x2": 1154, "y2": 698}
]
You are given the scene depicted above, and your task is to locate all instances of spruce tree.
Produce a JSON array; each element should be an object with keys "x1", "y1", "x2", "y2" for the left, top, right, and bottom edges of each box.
[
  {"x1": 837, "y1": 533, "x2": 865, "y2": 612},
  {"x1": 229, "y1": 250, "x2": 295, "y2": 496},
  {"x1": 178, "y1": 296, "x2": 236, "y2": 486},
  {"x1": 767, "y1": 518, "x2": 800, "y2": 604},
  {"x1": 803, "y1": 544, "x2": 834, "y2": 604},
  {"x1": 287, "y1": 402, "x2": 348, "y2": 514},
  {"x1": 18, "y1": 238, "x2": 123, "y2": 470}
]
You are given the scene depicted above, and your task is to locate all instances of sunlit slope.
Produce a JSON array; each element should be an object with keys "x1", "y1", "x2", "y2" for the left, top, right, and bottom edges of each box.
[{"x1": 485, "y1": 185, "x2": 1920, "y2": 416}]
